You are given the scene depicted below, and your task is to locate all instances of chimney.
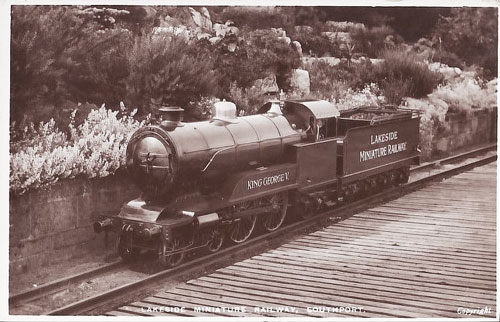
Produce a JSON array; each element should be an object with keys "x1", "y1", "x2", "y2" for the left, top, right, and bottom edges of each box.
[{"x1": 159, "y1": 106, "x2": 184, "y2": 131}]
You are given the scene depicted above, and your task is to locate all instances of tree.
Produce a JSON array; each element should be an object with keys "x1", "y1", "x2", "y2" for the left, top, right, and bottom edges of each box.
[{"x1": 433, "y1": 7, "x2": 498, "y2": 78}]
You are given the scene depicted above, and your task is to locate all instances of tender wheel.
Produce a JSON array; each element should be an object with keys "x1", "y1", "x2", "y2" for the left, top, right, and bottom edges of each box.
[
  {"x1": 206, "y1": 228, "x2": 224, "y2": 253},
  {"x1": 117, "y1": 233, "x2": 140, "y2": 262},
  {"x1": 261, "y1": 192, "x2": 288, "y2": 232},
  {"x1": 158, "y1": 236, "x2": 185, "y2": 268}
]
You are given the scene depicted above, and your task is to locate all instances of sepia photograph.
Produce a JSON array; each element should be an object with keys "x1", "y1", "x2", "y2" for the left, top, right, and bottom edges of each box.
[{"x1": 4, "y1": 0, "x2": 498, "y2": 320}]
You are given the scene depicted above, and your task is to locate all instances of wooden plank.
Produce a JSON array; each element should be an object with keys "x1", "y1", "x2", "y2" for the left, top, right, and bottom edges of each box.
[
  {"x1": 387, "y1": 200, "x2": 496, "y2": 213},
  {"x1": 172, "y1": 283, "x2": 359, "y2": 318},
  {"x1": 207, "y1": 269, "x2": 493, "y2": 311},
  {"x1": 113, "y1": 304, "x2": 181, "y2": 317},
  {"x1": 246, "y1": 253, "x2": 495, "y2": 290},
  {"x1": 313, "y1": 228, "x2": 497, "y2": 260},
  {"x1": 369, "y1": 205, "x2": 496, "y2": 223},
  {"x1": 295, "y1": 233, "x2": 497, "y2": 267},
  {"x1": 349, "y1": 212, "x2": 497, "y2": 232},
  {"x1": 286, "y1": 240, "x2": 496, "y2": 275},
  {"x1": 227, "y1": 261, "x2": 495, "y2": 302},
  {"x1": 258, "y1": 252, "x2": 496, "y2": 290},
  {"x1": 105, "y1": 309, "x2": 146, "y2": 317},
  {"x1": 159, "y1": 288, "x2": 318, "y2": 317},
  {"x1": 219, "y1": 265, "x2": 495, "y2": 304},
  {"x1": 184, "y1": 277, "x2": 440, "y2": 317},
  {"x1": 331, "y1": 222, "x2": 495, "y2": 246},
  {"x1": 140, "y1": 296, "x2": 257, "y2": 317},
  {"x1": 276, "y1": 245, "x2": 496, "y2": 282}
]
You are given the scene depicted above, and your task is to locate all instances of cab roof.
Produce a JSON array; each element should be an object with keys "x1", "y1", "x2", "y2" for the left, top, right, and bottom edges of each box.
[
  {"x1": 285, "y1": 100, "x2": 340, "y2": 119},
  {"x1": 258, "y1": 99, "x2": 340, "y2": 119}
]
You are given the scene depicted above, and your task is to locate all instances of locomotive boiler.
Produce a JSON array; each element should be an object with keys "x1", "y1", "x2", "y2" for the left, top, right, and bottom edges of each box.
[{"x1": 94, "y1": 99, "x2": 420, "y2": 267}]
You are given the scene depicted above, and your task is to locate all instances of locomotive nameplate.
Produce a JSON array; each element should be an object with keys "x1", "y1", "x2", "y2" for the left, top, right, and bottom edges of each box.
[
  {"x1": 224, "y1": 163, "x2": 297, "y2": 203},
  {"x1": 343, "y1": 118, "x2": 419, "y2": 175},
  {"x1": 247, "y1": 171, "x2": 291, "y2": 190}
]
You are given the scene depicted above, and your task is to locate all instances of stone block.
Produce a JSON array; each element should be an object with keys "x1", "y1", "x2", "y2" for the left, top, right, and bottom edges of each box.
[
  {"x1": 53, "y1": 226, "x2": 94, "y2": 249},
  {"x1": 9, "y1": 195, "x2": 31, "y2": 242},
  {"x1": 471, "y1": 117, "x2": 479, "y2": 132},
  {"x1": 76, "y1": 193, "x2": 95, "y2": 228},
  {"x1": 10, "y1": 242, "x2": 28, "y2": 261},
  {"x1": 25, "y1": 235, "x2": 54, "y2": 255},
  {"x1": 436, "y1": 138, "x2": 449, "y2": 152},
  {"x1": 28, "y1": 177, "x2": 86, "y2": 205},
  {"x1": 31, "y1": 198, "x2": 78, "y2": 237}
]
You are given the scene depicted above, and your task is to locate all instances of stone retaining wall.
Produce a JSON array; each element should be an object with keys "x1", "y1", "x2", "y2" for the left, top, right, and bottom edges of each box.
[
  {"x1": 433, "y1": 108, "x2": 497, "y2": 156},
  {"x1": 9, "y1": 173, "x2": 139, "y2": 275}
]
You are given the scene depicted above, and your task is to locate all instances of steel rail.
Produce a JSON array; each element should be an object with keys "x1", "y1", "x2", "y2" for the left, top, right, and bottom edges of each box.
[{"x1": 45, "y1": 144, "x2": 496, "y2": 316}]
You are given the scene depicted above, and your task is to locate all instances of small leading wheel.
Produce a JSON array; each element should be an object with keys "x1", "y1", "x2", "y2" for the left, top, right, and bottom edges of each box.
[
  {"x1": 158, "y1": 236, "x2": 185, "y2": 268},
  {"x1": 261, "y1": 193, "x2": 288, "y2": 232},
  {"x1": 206, "y1": 228, "x2": 224, "y2": 253},
  {"x1": 117, "y1": 233, "x2": 140, "y2": 262}
]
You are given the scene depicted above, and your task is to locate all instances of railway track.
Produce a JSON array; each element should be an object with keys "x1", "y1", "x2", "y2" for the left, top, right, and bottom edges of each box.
[{"x1": 9, "y1": 143, "x2": 497, "y2": 315}]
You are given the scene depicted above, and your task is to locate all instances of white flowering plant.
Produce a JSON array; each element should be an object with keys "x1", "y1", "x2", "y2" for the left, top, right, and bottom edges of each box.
[
  {"x1": 402, "y1": 71, "x2": 497, "y2": 159},
  {"x1": 10, "y1": 105, "x2": 145, "y2": 195},
  {"x1": 335, "y1": 83, "x2": 384, "y2": 110}
]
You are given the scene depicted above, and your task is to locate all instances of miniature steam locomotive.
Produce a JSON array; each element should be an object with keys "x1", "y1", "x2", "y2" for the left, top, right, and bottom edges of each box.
[{"x1": 94, "y1": 99, "x2": 420, "y2": 267}]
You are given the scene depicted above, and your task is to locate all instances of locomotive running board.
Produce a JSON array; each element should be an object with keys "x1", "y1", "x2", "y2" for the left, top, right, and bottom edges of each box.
[{"x1": 117, "y1": 198, "x2": 165, "y2": 223}]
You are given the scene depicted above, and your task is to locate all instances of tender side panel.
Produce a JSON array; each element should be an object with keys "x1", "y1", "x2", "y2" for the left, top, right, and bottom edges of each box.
[
  {"x1": 292, "y1": 139, "x2": 338, "y2": 191},
  {"x1": 342, "y1": 117, "x2": 419, "y2": 179}
]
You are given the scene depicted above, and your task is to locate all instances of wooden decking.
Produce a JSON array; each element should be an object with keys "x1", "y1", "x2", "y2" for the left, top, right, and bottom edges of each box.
[{"x1": 108, "y1": 162, "x2": 497, "y2": 318}]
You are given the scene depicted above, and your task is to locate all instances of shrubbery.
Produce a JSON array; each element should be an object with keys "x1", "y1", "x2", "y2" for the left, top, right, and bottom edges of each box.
[
  {"x1": 374, "y1": 49, "x2": 443, "y2": 105},
  {"x1": 351, "y1": 25, "x2": 402, "y2": 57},
  {"x1": 125, "y1": 35, "x2": 219, "y2": 113},
  {"x1": 10, "y1": 5, "x2": 498, "y2": 193},
  {"x1": 10, "y1": 106, "x2": 145, "y2": 194},
  {"x1": 402, "y1": 72, "x2": 497, "y2": 159}
]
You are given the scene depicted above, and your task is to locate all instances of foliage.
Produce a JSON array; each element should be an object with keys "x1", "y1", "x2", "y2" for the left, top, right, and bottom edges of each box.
[
  {"x1": 432, "y1": 7, "x2": 498, "y2": 79},
  {"x1": 10, "y1": 6, "x2": 95, "y2": 124},
  {"x1": 10, "y1": 106, "x2": 145, "y2": 194},
  {"x1": 351, "y1": 25, "x2": 401, "y2": 57},
  {"x1": 430, "y1": 77, "x2": 497, "y2": 114},
  {"x1": 228, "y1": 82, "x2": 268, "y2": 116},
  {"x1": 335, "y1": 83, "x2": 384, "y2": 110},
  {"x1": 304, "y1": 59, "x2": 376, "y2": 101},
  {"x1": 290, "y1": 27, "x2": 340, "y2": 57},
  {"x1": 215, "y1": 7, "x2": 292, "y2": 30},
  {"x1": 125, "y1": 34, "x2": 219, "y2": 113},
  {"x1": 374, "y1": 49, "x2": 443, "y2": 105},
  {"x1": 244, "y1": 29, "x2": 301, "y2": 91},
  {"x1": 402, "y1": 71, "x2": 497, "y2": 159}
]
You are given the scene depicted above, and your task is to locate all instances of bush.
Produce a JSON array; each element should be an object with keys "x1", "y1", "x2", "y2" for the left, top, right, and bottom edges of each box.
[
  {"x1": 431, "y1": 77, "x2": 496, "y2": 114},
  {"x1": 125, "y1": 34, "x2": 219, "y2": 114},
  {"x1": 216, "y1": 7, "x2": 291, "y2": 30},
  {"x1": 290, "y1": 27, "x2": 340, "y2": 57},
  {"x1": 336, "y1": 83, "x2": 384, "y2": 110},
  {"x1": 432, "y1": 7, "x2": 497, "y2": 79},
  {"x1": 10, "y1": 105, "x2": 145, "y2": 194},
  {"x1": 374, "y1": 49, "x2": 443, "y2": 104},
  {"x1": 244, "y1": 29, "x2": 301, "y2": 91},
  {"x1": 228, "y1": 82, "x2": 268, "y2": 116},
  {"x1": 401, "y1": 72, "x2": 497, "y2": 159},
  {"x1": 351, "y1": 25, "x2": 401, "y2": 57},
  {"x1": 304, "y1": 58, "x2": 376, "y2": 101}
]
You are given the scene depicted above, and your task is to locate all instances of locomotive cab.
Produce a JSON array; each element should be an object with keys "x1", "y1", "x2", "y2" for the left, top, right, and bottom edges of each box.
[{"x1": 259, "y1": 99, "x2": 341, "y2": 142}]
